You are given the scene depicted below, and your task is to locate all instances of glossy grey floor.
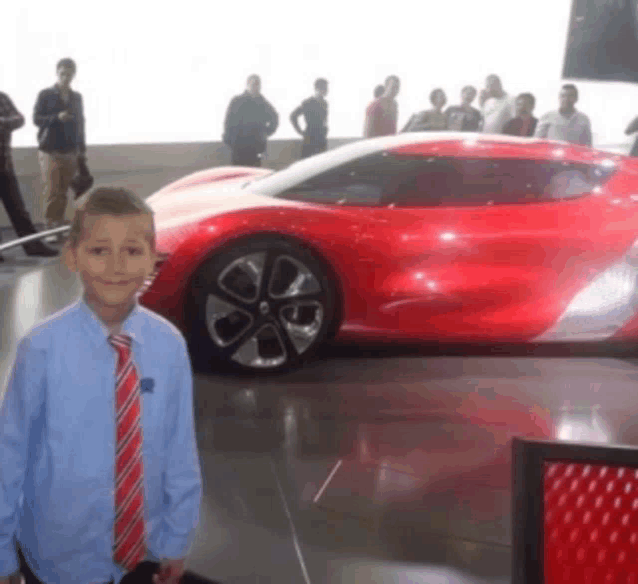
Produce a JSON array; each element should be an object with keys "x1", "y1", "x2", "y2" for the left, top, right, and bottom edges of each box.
[{"x1": 3, "y1": 257, "x2": 638, "y2": 583}]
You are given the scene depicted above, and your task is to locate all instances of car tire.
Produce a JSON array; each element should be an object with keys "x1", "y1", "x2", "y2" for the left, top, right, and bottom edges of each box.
[{"x1": 186, "y1": 237, "x2": 337, "y2": 374}]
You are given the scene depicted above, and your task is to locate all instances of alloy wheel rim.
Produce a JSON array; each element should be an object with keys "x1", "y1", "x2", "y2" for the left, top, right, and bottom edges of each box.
[{"x1": 205, "y1": 251, "x2": 325, "y2": 368}]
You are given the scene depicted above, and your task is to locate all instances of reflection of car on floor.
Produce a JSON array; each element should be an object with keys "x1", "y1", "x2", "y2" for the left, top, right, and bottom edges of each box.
[{"x1": 139, "y1": 132, "x2": 638, "y2": 373}]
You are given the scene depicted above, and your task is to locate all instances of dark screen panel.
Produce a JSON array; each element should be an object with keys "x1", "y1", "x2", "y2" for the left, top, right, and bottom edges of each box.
[{"x1": 563, "y1": 0, "x2": 638, "y2": 83}]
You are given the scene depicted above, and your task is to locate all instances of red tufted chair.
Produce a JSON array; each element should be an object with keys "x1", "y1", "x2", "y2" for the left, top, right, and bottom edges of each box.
[{"x1": 512, "y1": 437, "x2": 638, "y2": 583}]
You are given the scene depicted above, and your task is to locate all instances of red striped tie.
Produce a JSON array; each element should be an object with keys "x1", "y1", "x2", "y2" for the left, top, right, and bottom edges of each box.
[{"x1": 108, "y1": 334, "x2": 147, "y2": 572}]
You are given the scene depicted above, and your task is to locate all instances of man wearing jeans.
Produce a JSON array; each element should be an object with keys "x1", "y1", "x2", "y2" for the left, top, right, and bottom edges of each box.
[
  {"x1": 33, "y1": 58, "x2": 87, "y2": 240},
  {"x1": 0, "y1": 92, "x2": 58, "y2": 261}
]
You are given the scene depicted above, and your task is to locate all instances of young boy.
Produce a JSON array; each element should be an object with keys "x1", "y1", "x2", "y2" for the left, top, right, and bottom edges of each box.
[{"x1": 0, "y1": 187, "x2": 202, "y2": 584}]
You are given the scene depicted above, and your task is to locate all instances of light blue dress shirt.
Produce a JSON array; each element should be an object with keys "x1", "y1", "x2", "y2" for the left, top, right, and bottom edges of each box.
[{"x1": 0, "y1": 296, "x2": 203, "y2": 584}]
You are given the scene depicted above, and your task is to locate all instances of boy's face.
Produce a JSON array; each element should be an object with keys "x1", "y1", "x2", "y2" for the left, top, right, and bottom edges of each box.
[{"x1": 65, "y1": 213, "x2": 156, "y2": 315}]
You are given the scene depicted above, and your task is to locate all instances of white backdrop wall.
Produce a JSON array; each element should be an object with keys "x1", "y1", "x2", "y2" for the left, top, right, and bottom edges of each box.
[{"x1": 3, "y1": 0, "x2": 638, "y2": 149}]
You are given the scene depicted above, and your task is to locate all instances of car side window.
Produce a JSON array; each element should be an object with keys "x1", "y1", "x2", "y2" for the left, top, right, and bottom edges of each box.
[
  {"x1": 279, "y1": 153, "x2": 465, "y2": 208},
  {"x1": 384, "y1": 157, "x2": 616, "y2": 208},
  {"x1": 276, "y1": 154, "x2": 616, "y2": 207},
  {"x1": 453, "y1": 159, "x2": 614, "y2": 206},
  {"x1": 384, "y1": 157, "x2": 462, "y2": 207}
]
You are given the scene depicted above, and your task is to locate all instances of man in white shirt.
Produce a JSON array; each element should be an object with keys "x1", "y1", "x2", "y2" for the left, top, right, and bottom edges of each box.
[
  {"x1": 478, "y1": 74, "x2": 514, "y2": 134},
  {"x1": 534, "y1": 84, "x2": 592, "y2": 147}
]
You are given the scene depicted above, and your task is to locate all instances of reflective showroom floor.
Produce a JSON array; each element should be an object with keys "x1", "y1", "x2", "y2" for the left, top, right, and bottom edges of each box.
[{"x1": 3, "y1": 233, "x2": 638, "y2": 584}]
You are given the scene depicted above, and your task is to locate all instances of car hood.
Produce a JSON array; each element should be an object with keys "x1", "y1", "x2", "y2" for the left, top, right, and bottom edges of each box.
[{"x1": 148, "y1": 181, "x2": 302, "y2": 232}]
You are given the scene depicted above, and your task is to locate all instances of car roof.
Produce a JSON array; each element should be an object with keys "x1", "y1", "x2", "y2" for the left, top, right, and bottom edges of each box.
[
  {"x1": 249, "y1": 133, "x2": 625, "y2": 198},
  {"x1": 322, "y1": 132, "x2": 624, "y2": 166},
  {"x1": 357, "y1": 131, "x2": 607, "y2": 157},
  {"x1": 362, "y1": 131, "x2": 543, "y2": 149}
]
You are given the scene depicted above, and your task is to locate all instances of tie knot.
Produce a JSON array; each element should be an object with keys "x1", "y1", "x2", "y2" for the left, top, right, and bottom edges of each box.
[{"x1": 108, "y1": 334, "x2": 132, "y2": 350}]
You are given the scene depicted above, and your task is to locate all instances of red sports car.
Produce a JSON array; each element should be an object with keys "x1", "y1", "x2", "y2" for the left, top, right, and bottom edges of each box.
[{"x1": 140, "y1": 132, "x2": 638, "y2": 373}]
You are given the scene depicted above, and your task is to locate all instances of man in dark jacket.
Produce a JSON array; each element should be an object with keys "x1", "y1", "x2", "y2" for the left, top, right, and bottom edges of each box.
[
  {"x1": 0, "y1": 92, "x2": 58, "y2": 260},
  {"x1": 33, "y1": 57, "x2": 87, "y2": 240},
  {"x1": 290, "y1": 78, "x2": 329, "y2": 159},
  {"x1": 223, "y1": 75, "x2": 279, "y2": 167}
]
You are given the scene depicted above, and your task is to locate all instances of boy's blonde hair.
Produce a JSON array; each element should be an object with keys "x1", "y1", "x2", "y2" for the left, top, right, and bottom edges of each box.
[{"x1": 66, "y1": 186, "x2": 156, "y2": 250}]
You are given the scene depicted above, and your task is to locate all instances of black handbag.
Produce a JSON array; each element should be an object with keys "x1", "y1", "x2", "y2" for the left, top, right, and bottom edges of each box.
[{"x1": 71, "y1": 157, "x2": 94, "y2": 198}]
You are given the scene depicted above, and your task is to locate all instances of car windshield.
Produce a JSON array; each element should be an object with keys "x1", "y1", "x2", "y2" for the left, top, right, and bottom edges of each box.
[{"x1": 246, "y1": 140, "x2": 379, "y2": 197}]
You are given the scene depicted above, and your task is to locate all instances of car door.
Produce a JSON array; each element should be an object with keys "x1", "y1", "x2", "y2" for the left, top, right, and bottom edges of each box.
[
  {"x1": 346, "y1": 152, "x2": 624, "y2": 342},
  {"x1": 438, "y1": 157, "x2": 629, "y2": 341},
  {"x1": 338, "y1": 154, "x2": 467, "y2": 337},
  {"x1": 273, "y1": 151, "x2": 461, "y2": 336}
]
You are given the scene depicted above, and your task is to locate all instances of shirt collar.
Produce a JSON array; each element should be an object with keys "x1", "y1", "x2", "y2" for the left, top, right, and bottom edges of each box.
[{"x1": 74, "y1": 295, "x2": 145, "y2": 346}]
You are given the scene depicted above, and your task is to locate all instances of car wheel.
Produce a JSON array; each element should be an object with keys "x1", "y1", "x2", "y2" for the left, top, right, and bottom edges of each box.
[{"x1": 187, "y1": 238, "x2": 337, "y2": 374}]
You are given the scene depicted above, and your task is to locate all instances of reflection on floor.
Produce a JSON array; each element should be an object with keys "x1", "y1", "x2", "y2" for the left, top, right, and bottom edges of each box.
[
  {"x1": 190, "y1": 385, "x2": 512, "y2": 584},
  {"x1": 3, "y1": 258, "x2": 638, "y2": 583}
]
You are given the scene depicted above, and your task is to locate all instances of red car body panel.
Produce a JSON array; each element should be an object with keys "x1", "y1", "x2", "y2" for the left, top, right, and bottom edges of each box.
[{"x1": 139, "y1": 135, "x2": 638, "y2": 346}]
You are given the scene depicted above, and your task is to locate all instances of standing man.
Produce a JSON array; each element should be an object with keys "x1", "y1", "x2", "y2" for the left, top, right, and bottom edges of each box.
[
  {"x1": 223, "y1": 75, "x2": 279, "y2": 167},
  {"x1": 503, "y1": 93, "x2": 538, "y2": 137},
  {"x1": 290, "y1": 78, "x2": 329, "y2": 159},
  {"x1": 33, "y1": 58, "x2": 87, "y2": 240},
  {"x1": 478, "y1": 74, "x2": 515, "y2": 134},
  {"x1": 534, "y1": 84, "x2": 592, "y2": 146},
  {"x1": 364, "y1": 75, "x2": 400, "y2": 138},
  {"x1": 0, "y1": 92, "x2": 58, "y2": 261},
  {"x1": 445, "y1": 85, "x2": 483, "y2": 132}
]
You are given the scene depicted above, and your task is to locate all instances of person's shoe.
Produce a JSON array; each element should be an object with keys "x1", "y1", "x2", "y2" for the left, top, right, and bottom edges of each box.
[{"x1": 23, "y1": 241, "x2": 60, "y2": 257}]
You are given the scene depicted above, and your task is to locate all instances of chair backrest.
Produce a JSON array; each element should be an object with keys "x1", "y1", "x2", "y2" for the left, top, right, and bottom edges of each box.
[{"x1": 512, "y1": 437, "x2": 638, "y2": 584}]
